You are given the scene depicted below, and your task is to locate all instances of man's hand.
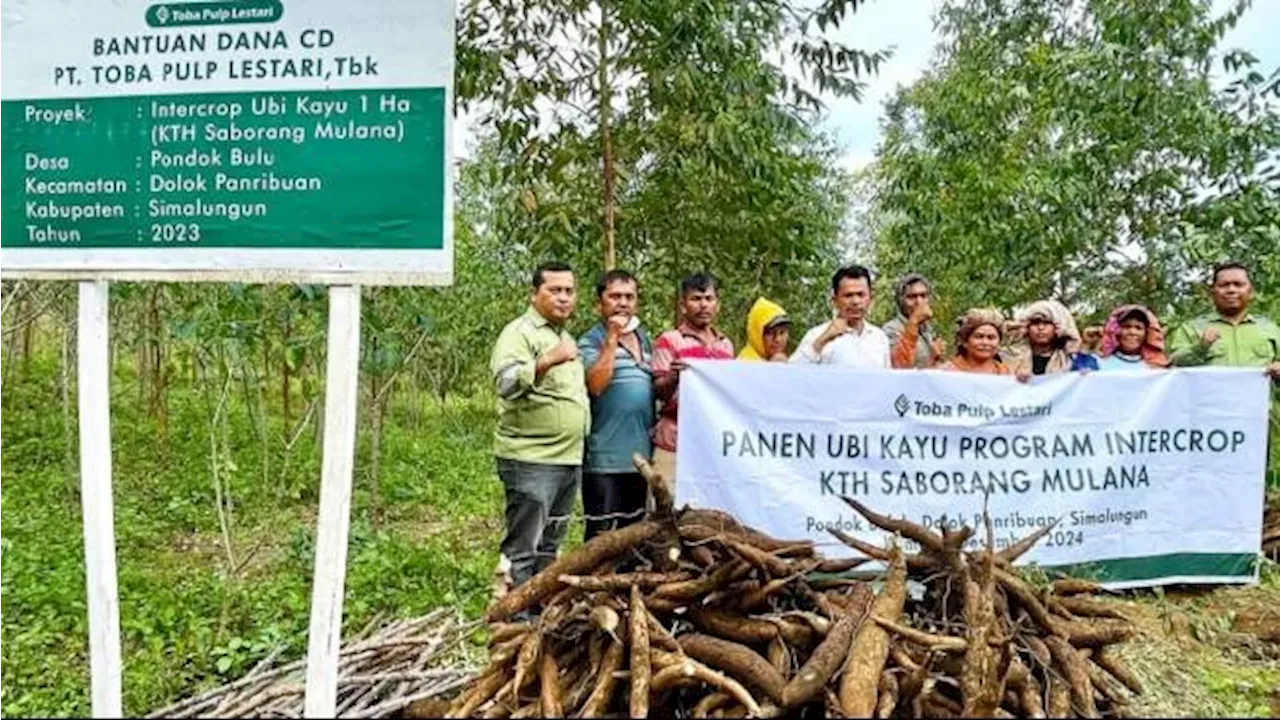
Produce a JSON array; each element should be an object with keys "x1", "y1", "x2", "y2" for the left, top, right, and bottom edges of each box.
[
  {"x1": 1015, "y1": 369, "x2": 1032, "y2": 384},
  {"x1": 909, "y1": 303, "x2": 933, "y2": 325},
  {"x1": 1200, "y1": 327, "x2": 1220, "y2": 348},
  {"x1": 929, "y1": 338, "x2": 947, "y2": 361},
  {"x1": 545, "y1": 339, "x2": 579, "y2": 366},
  {"x1": 1267, "y1": 361, "x2": 1280, "y2": 381},
  {"x1": 1082, "y1": 326, "x2": 1103, "y2": 351},
  {"x1": 824, "y1": 317, "x2": 851, "y2": 339},
  {"x1": 811, "y1": 317, "x2": 850, "y2": 355},
  {"x1": 605, "y1": 314, "x2": 628, "y2": 340},
  {"x1": 670, "y1": 358, "x2": 688, "y2": 374}
]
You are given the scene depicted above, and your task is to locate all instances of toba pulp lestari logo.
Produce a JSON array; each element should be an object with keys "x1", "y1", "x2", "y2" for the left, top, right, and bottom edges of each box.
[
  {"x1": 892, "y1": 394, "x2": 1052, "y2": 420},
  {"x1": 146, "y1": 0, "x2": 284, "y2": 28},
  {"x1": 894, "y1": 394, "x2": 911, "y2": 417}
]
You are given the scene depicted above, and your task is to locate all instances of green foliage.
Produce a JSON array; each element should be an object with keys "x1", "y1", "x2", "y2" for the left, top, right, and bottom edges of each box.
[
  {"x1": 870, "y1": 0, "x2": 1280, "y2": 325},
  {"x1": 455, "y1": 0, "x2": 871, "y2": 346},
  {"x1": 1, "y1": 354, "x2": 502, "y2": 717}
]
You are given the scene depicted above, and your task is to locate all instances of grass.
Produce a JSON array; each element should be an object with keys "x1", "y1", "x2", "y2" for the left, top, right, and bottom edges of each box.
[
  {"x1": 2, "y1": 353, "x2": 1276, "y2": 717},
  {"x1": 2, "y1": 355, "x2": 507, "y2": 716}
]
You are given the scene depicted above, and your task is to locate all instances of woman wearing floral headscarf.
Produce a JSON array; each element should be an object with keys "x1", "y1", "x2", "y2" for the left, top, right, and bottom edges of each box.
[
  {"x1": 1097, "y1": 305, "x2": 1169, "y2": 370},
  {"x1": 1005, "y1": 300, "x2": 1099, "y2": 376},
  {"x1": 941, "y1": 308, "x2": 1012, "y2": 374}
]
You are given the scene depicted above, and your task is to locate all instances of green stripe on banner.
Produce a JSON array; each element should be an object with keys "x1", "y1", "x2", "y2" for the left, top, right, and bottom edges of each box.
[{"x1": 1043, "y1": 552, "x2": 1256, "y2": 583}]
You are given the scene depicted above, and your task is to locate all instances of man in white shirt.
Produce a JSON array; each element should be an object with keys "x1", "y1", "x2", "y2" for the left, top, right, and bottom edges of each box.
[{"x1": 791, "y1": 264, "x2": 891, "y2": 367}]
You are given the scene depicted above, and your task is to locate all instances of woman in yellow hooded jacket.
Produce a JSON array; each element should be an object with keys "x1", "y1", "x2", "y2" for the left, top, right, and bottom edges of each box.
[{"x1": 739, "y1": 297, "x2": 791, "y2": 361}]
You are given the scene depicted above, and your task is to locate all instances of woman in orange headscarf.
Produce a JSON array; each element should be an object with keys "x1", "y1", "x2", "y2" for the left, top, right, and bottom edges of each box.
[
  {"x1": 941, "y1": 309, "x2": 1012, "y2": 374},
  {"x1": 1097, "y1": 305, "x2": 1168, "y2": 370}
]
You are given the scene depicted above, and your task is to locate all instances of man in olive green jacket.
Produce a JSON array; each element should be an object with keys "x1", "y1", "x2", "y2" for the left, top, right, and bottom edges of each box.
[
  {"x1": 1168, "y1": 262, "x2": 1280, "y2": 379},
  {"x1": 490, "y1": 262, "x2": 590, "y2": 591}
]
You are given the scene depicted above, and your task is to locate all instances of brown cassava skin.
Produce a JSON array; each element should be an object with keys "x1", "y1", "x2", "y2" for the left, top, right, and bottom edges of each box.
[
  {"x1": 814, "y1": 555, "x2": 870, "y2": 574},
  {"x1": 1026, "y1": 635, "x2": 1053, "y2": 668},
  {"x1": 632, "y1": 453, "x2": 675, "y2": 518},
  {"x1": 722, "y1": 536, "x2": 795, "y2": 577},
  {"x1": 1044, "y1": 676, "x2": 1075, "y2": 712},
  {"x1": 774, "y1": 618, "x2": 816, "y2": 648},
  {"x1": 1052, "y1": 578, "x2": 1105, "y2": 596},
  {"x1": 767, "y1": 637, "x2": 791, "y2": 680},
  {"x1": 480, "y1": 699, "x2": 513, "y2": 719},
  {"x1": 652, "y1": 658, "x2": 763, "y2": 716},
  {"x1": 1046, "y1": 595, "x2": 1078, "y2": 620},
  {"x1": 689, "y1": 607, "x2": 780, "y2": 645},
  {"x1": 1020, "y1": 673, "x2": 1047, "y2": 718},
  {"x1": 446, "y1": 670, "x2": 508, "y2": 718},
  {"x1": 488, "y1": 622, "x2": 532, "y2": 646},
  {"x1": 739, "y1": 576, "x2": 794, "y2": 612},
  {"x1": 1046, "y1": 635, "x2": 1099, "y2": 718},
  {"x1": 512, "y1": 629, "x2": 542, "y2": 695},
  {"x1": 689, "y1": 544, "x2": 718, "y2": 568},
  {"x1": 562, "y1": 653, "x2": 600, "y2": 714},
  {"x1": 994, "y1": 568, "x2": 1058, "y2": 632},
  {"x1": 679, "y1": 633, "x2": 787, "y2": 704},
  {"x1": 629, "y1": 586, "x2": 652, "y2": 719},
  {"x1": 961, "y1": 552, "x2": 1007, "y2": 718},
  {"x1": 780, "y1": 611, "x2": 858, "y2": 708},
  {"x1": 873, "y1": 616, "x2": 967, "y2": 651},
  {"x1": 874, "y1": 671, "x2": 899, "y2": 719},
  {"x1": 840, "y1": 496, "x2": 947, "y2": 553},
  {"x1": 677, "y1": 508, "x2": 808, "y2": 552},
  {"x1": 1058, "y1": 595, "x2": 1128, "y2": 620},
  {"x1": 538, "y1": 653, "x2": 563, "y2": 718},
  {"x1": 644, "y1": 609, "x2": 681, "y2": 652},
  {"x1": 838, "y1": 548, "x2": 907, "y2": 717},
  {"x1": 995, "y1": 518, "x2": 1059, "y2": 563},
  {"x1": 692, "y1": 692, "x2": 731, "y2": 718},
  {"x1": 578, "y1": 637, "x2": 626, "y2": 718},
  {"x1": 1059, "y1": 618, "x2": 1137, "y2": 648},
  {"x1": 652, "y1": 559, "x2": 750, "y2": 601},
  {"x1": 1093, "y1": 647, "x2": 1143, "y2": 695},
  {"x1": 1084, "y1": 656, "x2": 1131, "y2": 707},
  {"x1": 558, "y1": 571, "x2": 691, "y2": 592},
  {"x1": 826, "y1": 527, "x2": 940, "y2": 571},
  {"x1": 487, "y1": 520, "x2": 662, "y2": 622}
]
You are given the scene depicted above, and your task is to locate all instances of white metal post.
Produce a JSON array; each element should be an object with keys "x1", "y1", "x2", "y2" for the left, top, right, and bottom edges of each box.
[
  {"x1": 303, "y1": 284, "x2": 363, "y2": 717},
  {"x1": 77, "y1": 280, "x2": 123, "y2": 718}
]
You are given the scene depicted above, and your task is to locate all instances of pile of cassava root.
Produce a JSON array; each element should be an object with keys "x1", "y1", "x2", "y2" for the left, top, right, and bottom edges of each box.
[{"x1": 438, "y1": 455, "x2": 1142, "y2": 718}]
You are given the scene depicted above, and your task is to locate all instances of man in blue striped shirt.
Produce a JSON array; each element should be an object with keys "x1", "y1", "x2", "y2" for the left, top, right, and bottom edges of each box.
[{"x1": 578, "y1": 270, "x2": 655, "y2": 539}]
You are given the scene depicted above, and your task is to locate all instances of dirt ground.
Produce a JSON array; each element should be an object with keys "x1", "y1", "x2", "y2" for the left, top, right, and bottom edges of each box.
[{"x1": 1102, "y1": 574, "x2": 1280, "y2": 717}]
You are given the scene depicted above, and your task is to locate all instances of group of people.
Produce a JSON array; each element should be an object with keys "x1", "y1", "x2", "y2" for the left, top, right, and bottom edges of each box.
[{"x1": 488, "y1": 260, "x2": 1280, "y2": 596}]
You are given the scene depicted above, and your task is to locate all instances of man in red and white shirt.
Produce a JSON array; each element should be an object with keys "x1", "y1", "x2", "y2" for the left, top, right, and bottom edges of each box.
[{"x1": 651, "y1": 272, "x2": 735, "y2": 483}]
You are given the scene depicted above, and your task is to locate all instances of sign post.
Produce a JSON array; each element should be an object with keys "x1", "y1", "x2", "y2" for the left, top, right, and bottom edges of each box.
[
  {"x1": 77, "y1": 280, "x2": 124, "y2": 718},
  {"x1": 0, "y1": 1, "x2": 455, "y2": 715},
  {"x1": 303, "y1": 285, "x2": 363, "y2": 718}
]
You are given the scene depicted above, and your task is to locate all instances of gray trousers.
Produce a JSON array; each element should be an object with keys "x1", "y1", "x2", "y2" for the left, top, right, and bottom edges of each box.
[{"x1": 496, "y1": 458, "x2": 580, "y2": 587}]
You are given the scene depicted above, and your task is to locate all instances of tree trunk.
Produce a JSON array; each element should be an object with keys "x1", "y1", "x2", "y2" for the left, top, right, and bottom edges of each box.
[
  {"x1": 598, "y1": 1, "x2": 617, "y2": 270},
  {"x1": 282, "y1": 313, "x2": 292, "y2": 427},
  {"x1": 149, "y1": 286, "x2": 168, "y2": 438}
]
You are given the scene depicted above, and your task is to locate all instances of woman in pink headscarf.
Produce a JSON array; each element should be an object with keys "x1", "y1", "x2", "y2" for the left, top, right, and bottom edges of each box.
[{"x1": 1097, "y1": 305, "x2": 1169, "y2": 370}]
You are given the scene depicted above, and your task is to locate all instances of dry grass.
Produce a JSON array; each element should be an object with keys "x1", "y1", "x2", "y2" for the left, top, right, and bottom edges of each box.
[{"x1": 1105, "y1": 570, "x2": 1280, "y2": 718}]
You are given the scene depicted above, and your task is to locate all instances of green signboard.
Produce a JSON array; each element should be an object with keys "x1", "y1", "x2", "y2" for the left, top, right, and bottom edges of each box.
[{"x1": 1, "y1": 1, "x2": 454, "y2": 285}]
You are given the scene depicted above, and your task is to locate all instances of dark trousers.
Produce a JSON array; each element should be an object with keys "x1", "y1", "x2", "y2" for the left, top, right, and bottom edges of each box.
[
  {"x1": 582, "y1": 471, "x2": 648, "y2": 541},
  {"x1": 496, "y1": 458, "x2": 580, "y2": 587}
]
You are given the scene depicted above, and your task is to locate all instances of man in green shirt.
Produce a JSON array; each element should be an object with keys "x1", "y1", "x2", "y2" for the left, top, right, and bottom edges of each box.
[
  {"x1": 1168, "y1": 262, "x2": 1280, "y2": 379},
  {"x1": 489, "y1": 262, "x2": 590, "y2": 592}
]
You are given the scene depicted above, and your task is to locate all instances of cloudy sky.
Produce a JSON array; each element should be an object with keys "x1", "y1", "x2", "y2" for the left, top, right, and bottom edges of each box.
[{"x1": 821, "y1": 0, "x2": 1280, "y2": 174}]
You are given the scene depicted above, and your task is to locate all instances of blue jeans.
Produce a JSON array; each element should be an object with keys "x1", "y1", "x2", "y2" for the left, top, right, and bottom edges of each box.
[{"x1": 496, "y1": 458, "x2": 581, "y2": 587}]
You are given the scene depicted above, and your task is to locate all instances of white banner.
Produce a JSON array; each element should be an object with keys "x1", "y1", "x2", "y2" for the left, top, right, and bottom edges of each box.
[{"x1": 676, "y1": 363, "x2": 1270, "y2": 588}]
